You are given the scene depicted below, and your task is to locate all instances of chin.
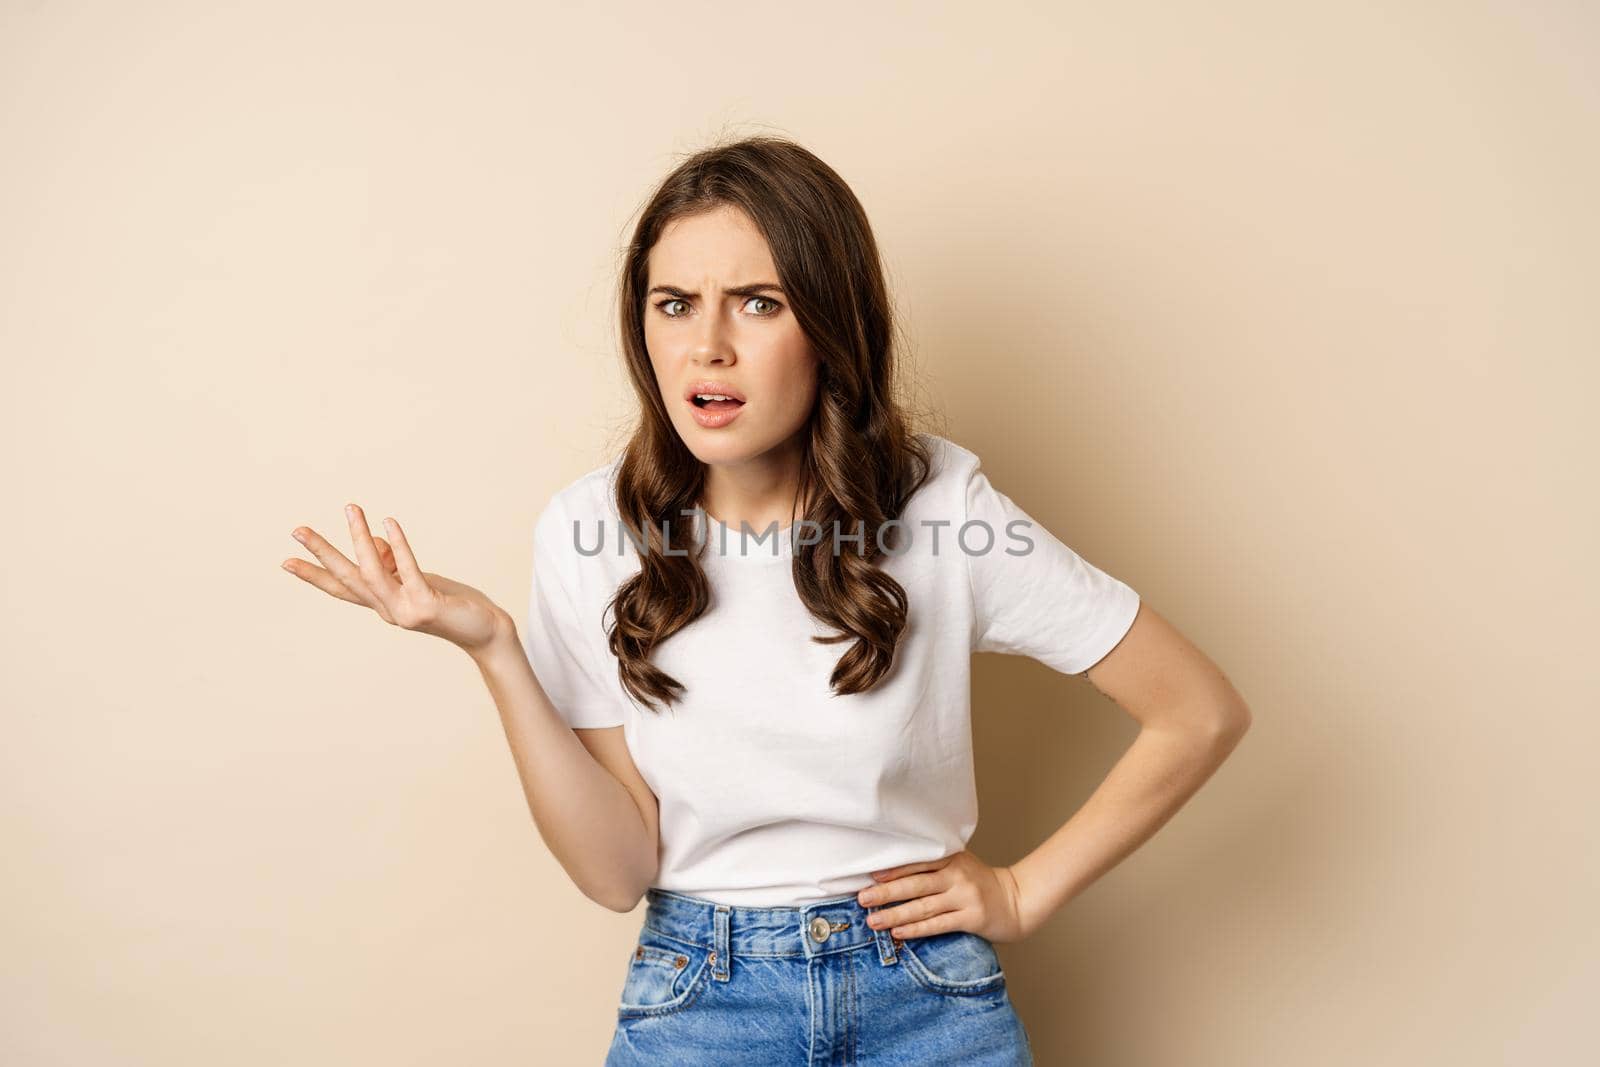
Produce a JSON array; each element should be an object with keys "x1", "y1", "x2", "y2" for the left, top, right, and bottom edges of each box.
[
  {"x1": 676, "y1": 425, "x2": 777, "y2": 466},
  {"x1": 682, "y1": 438, "x2": 757, "y2": 466}
]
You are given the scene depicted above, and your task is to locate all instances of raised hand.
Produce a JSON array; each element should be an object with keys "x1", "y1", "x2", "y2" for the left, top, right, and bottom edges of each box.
[{"x1": 282, "y1": 503, "x2": 510, "y2": 655}]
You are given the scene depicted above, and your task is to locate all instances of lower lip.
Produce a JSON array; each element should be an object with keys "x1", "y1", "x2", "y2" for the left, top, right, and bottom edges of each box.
[{"x1": 687, "y1": 397, "x2": 746, "y2": 428}]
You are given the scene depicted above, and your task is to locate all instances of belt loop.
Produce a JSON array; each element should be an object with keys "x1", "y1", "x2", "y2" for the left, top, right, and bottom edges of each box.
[
  {"x1": 869, "y1": 907, "x2": 900, "y2": 966},
  {"x1": 713, "y1": 905, "x2": 731, "y2": 982}
]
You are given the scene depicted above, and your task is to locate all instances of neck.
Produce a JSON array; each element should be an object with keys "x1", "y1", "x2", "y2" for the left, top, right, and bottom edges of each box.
[{"x1": 698, "y1": 436, "x2": 807, "y2": 532}]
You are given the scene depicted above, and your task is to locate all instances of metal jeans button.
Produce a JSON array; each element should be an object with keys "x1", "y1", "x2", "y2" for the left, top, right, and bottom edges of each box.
[{"x1": 809, "y1": 916, "x2": 832, "y2": 943}]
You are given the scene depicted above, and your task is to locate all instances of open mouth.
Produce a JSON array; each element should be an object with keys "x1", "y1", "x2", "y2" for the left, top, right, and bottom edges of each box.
[
  {"x1": 691, "y1": 394, "x2": 745, "y2": 412},
  {"x1": 686, "y1": 387, "x2": 747, "y2": 428}
]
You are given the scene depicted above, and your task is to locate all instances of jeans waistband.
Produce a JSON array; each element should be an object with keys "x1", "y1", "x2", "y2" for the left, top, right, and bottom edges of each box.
[{"x1": 641, "y1": 887, "x2": 903, "y2": 974}]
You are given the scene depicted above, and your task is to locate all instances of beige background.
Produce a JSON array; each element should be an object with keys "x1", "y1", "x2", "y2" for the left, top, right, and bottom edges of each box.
[{"x1": 3, "y1": 2, "x2": 1595, "y2": 1064}]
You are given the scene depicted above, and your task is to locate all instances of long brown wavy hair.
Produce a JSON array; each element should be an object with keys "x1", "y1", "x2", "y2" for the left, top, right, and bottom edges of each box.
[{"x1": 604, "y1": 134, "x2": 939, "y2": 713}]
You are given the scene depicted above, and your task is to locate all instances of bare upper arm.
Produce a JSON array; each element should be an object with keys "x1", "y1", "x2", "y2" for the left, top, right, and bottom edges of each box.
[
  {"x1": 1081, "y1": 601, "x2": 1252, "y2": 735},
  {"x1": 573, "y1": 725, "x2": 661, "y2": 864}
]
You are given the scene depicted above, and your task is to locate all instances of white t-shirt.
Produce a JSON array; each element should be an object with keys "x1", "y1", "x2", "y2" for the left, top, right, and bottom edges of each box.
[{"x1": 520, "y1": 432, "x2": 1140, "y2": 907}]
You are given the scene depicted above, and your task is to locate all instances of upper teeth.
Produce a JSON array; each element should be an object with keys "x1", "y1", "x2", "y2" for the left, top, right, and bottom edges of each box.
[{"x1": 697, "y1": 394, "x2": 734, "y2": 401}]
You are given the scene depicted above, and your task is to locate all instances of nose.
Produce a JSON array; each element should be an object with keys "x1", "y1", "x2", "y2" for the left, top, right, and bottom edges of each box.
[{"x1": 688, "y1": 307, "x2": 735, "y2": 367}]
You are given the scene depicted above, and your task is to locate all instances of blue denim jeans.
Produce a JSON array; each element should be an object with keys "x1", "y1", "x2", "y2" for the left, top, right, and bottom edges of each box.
[{"x1": 604, "y1": 887, "x2": 1034, "y2": 1065}]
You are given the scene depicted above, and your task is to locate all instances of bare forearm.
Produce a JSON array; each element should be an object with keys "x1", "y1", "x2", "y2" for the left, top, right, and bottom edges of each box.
[
  {"x1": 1009, "y1": 700, "x2": 1252, "y2": 932},
  {"x1": 469, "y1": 617, "x2": 653, "y2": 911}
]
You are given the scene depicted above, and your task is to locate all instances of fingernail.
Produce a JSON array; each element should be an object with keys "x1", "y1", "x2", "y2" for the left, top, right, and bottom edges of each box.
[{"x1": 292, "y1": 529, "x2": 306, "y2": 543}]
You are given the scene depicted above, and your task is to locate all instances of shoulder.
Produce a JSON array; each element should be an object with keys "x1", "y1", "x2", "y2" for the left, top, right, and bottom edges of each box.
[
  {"x1": 909, "y1": 430, "x2": 984, "y2": 503},
  {"x1": 534, "y1": 454, "x2": 622, "y2": 548},
  {"x1": 913, "y1": 429, "x2": 979, "y2": 470}
]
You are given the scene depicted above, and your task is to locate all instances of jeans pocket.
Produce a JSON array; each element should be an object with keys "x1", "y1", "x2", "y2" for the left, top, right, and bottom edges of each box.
[
  {"x1": 616, "y1": 928, "x2": 714, "y2": 1019},
  {"x1": 898, "y1": 929, "x2": 1007, "y2": 996}
]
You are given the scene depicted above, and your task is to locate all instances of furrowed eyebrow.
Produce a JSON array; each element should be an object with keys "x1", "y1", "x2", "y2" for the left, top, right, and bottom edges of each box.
[{"x1": 646, "y1": 283, "x2": 785, "y2": 299}]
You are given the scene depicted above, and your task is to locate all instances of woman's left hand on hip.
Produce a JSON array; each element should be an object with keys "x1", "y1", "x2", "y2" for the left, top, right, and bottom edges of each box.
[{"x1": 855, "y1": 849, "x2": 1033, "y2": 943}]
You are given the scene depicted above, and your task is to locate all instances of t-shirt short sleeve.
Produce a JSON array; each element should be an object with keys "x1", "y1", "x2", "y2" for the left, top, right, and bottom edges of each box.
[
  {"x1": 521, "y1": 494, "x2": 626, "y2": 729},
  {"x1": 963, "y1": 460, "x2": 1141, "y2": 676}
]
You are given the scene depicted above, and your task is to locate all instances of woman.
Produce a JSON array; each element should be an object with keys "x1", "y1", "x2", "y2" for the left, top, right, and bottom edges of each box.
[{"x1": 282, "y1": 136, "x2": 1252, "y2": 1065}]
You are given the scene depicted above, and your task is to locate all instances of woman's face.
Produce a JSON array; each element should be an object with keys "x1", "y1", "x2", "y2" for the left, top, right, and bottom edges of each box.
[{"x1": 643, "y1": 203, "x2": 819, "y2": 468}]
